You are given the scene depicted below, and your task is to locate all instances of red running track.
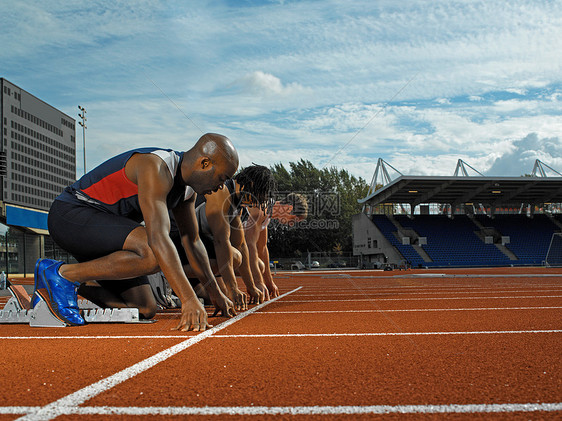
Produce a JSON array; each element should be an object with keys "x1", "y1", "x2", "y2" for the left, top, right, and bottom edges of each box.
[{"x1": 0, "y1": 267, "x2": 561, "y2": 420}]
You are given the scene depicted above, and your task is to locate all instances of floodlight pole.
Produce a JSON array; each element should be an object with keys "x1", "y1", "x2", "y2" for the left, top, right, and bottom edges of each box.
[{"x1": 78, "y1": 105, "x2": 87, "y2": 174}]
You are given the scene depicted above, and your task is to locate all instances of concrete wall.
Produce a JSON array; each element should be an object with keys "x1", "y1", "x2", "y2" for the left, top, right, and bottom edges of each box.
[{"x1": 352, "y1": 213, "x2": 404, "y2": 268}]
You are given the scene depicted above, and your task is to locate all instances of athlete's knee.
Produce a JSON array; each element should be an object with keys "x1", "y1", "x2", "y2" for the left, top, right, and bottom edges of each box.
[
  {"x1": 135, "y1": 242, "x2": 159, "y2": 273},
  {"x1": 124, "y1": 227, "x2": 159, "y2": 273},
  {"x1": 138, "y1": 302, "x2": 157, "y2": 320},
  {"x1": 258, "y1": 258, "x2": 265, "y2": 273},
  {"x1": 232, "y1": 247, "x2": 242, "y2": 268},
  {"x1": 136, "y1": 286, "x2": 158, "y2": 320}
]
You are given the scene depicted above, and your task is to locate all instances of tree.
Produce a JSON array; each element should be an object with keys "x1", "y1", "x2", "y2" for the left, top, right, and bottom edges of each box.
[{"x1": 268, "y1": 160, "x2": 369, "y2": 257}]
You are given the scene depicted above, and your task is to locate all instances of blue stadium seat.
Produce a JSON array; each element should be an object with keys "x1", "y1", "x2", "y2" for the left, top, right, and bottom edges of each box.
[{"x1": 370, "y1": 214, "x2": 559, "y2": 267}]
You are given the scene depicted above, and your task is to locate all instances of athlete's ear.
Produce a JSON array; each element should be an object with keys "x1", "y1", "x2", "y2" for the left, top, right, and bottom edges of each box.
[{"x1": 200, "y1": 157, "x2": 212, "y2": 170}]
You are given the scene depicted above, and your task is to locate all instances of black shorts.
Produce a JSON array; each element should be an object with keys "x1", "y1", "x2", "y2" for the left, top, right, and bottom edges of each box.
[
  {"x1": 50, "y1": 199, "x2": 209, "y2": 289},
  {"x1": 48, "y1": 199, "x2": 141, "y2": 262},
  {"x1": 48, "y1": 200, "x2": 151, "y2": 293},
  {"x1": 169, "y1": 227, "x2": 216, "y2": 263}
]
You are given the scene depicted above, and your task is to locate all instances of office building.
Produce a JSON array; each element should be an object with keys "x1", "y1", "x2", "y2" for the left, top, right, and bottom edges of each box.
[
  {"x1": 1, "y1": 78, "x2": 76, "y2": 211},
  {"x1": 0, "y1": 78, "x2": 77, "y2": 275}
]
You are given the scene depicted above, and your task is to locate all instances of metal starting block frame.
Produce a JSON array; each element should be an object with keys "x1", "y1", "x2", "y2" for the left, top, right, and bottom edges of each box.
[
  {"x1": 0, "y1": 296, "x2": 33, "y2": 323},
  {"x1": 0, "y1": 284, "x2": 151, "y2": 327}
]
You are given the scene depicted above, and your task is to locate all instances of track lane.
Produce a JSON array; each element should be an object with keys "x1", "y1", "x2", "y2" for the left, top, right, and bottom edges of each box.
[
  {"x1": 84, "y1": 333, "x2": 561, "y2": 408},
  {"x1": 1, "y1": 268, "x2": 560, "y2": 420},
  {"x1": 12, "y1": 288, "x2": 302, "y2": 421}
]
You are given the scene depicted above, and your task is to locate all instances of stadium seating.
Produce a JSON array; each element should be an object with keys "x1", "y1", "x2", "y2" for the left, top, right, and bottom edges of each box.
[
  {"x1": 475, "y1": 214, "x2": 559, "y2": 265},
  {"x1": 371, "y1": 215, "x2": 426, "y2": 267},
  {"x1": 396, "y1": 215, "x2": 511, "y2": 267},
  {"x1": 371, "y1": 214, "x2": 560, "y2": 267}
]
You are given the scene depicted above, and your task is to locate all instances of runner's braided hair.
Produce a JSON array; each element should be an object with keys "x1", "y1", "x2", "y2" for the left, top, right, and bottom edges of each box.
[{"x1": 234, "y1": 164, "x2": 276, "y2": 209}]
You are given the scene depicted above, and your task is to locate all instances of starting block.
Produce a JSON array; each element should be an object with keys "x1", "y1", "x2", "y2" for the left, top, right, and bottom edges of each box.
[
  {"x1": 29, "y1": 299, "x2": 67, "y2": 327},
  {"x1": 0, "y1": 281, "x2": 153, "y2": 327},
  {"x1": 6, "y1": 283, "x2": 32, "y2": 310},
  {"x1": 28, "y1": 299, "x2": 143, "y2": 327},
  {"x1": 78, "y1": 298, "x2": 101, "y2": 309},
  {"x1": 0, "y1": 282, "x2": 33, "y2": 324},
  {"x1": 83, "y1": 307, "x2": 141, "y2": 323},
  {"x1": 0, "y1": 303, "x2": 33, "y2": 323}
]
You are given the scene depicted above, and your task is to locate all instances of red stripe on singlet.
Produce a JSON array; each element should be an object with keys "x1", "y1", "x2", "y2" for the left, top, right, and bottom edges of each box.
[{"x1": 81, "y1": 168, "x2": 138, "y2": 204}]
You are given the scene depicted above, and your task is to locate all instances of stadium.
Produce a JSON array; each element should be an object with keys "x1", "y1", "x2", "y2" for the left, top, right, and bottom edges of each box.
[{"x1": 354, "y1": 158, "x2": 562, "y2": 269}]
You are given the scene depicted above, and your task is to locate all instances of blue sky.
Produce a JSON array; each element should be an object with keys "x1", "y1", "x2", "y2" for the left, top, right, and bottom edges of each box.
[{"x1": 1, "y1": 0, "x2": 561, "y2": 182}]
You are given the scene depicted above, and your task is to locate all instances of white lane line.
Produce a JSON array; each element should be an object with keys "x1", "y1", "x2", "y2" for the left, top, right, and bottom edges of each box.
[
  {"x1": 66, "y1": 402, "x2": 562, "y2": 415},
  {"x1": 3, "y1": 305, "x2": 560, "y2": 339},
  {"x1": 210, "y1": 329, "x2": 562, "y2": 338},
  {"x1": 0, "y1": 407, "x2": 36, "y2": 415},
  {"x1": 3, "y1": 306, "x2": 560, "y2": 340},
  {"x1": 297, "y1": 287, "x2": 562, "y2": 293},
  {"x1": 299, "y1": 282, "x2": 562, "y2": 286},
  {"x1": 0, "y1": 336, "x2": 189, "y2": 340},
  {"x1": 296, "y1": 289, "x2": 562, "y2": 296},
  {"x1": 300, "y1": 273, "x2": 562, "y2": 279},
  {"x1": 283, "y1": 295, "x2": 562, "y2": 302},
  {"x1": 256, "y1": 306, "x2": 562, "y2": 314},
  {"x1": 2, "y1": 403, "x2": 562, "y2": 416},
  {"x1": 297, "y1": 282, "x2": 562, "y2": 287},
  {"x1": 15, "y1": 287, "x2": 302, "y2": 421}
]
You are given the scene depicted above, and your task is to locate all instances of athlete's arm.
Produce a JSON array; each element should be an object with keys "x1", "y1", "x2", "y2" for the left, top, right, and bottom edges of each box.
[
  {"x1": 172, "y1": 198, "x2": 235, "y2": 317},
  {"x1": 128, "y1": 153, "x2": 210, "y2": 331},
  {"x1": 243, "y1": 208, "x2": 270, "y2": 301},
  {"x1": 258, "y1": 225, "x2": 279, "y2": 298},
  {"x1": 230, "y1": 214, "x2": 264, "y2": 304},
  {"x1": 205, "y1": 190, "x2": 248, "y2": 311}
]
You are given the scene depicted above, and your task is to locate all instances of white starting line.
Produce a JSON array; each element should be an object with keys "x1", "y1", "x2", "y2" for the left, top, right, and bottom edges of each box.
[
  {"x1": 210, "y1": 329, "x2": 562, "y2": 338},
  {"x1": 256, "y1": 306, "x2": 562, "y2": 314},
  {"x1": 2, "y1": 305, "x2": 560, "y2": 341},
  {"x1": 282, "y1": 295, "x2": 562, "y2": 302},
  {"x1": 1, "y1": 328, "x2": 561, "y2": 341},
  {"x1": 2, "y1": 403, "x2": 561, "y2": 416},
  {"x1": 296, "y1": 289, "x2": 562, "y2": 296}
]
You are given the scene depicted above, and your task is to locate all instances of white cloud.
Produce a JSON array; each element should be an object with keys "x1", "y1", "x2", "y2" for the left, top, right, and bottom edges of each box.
[
  {"x1": 487, "y1": 133, "x2": 562, "y2": 176},
  {"x1": 505, "y1": 88, "x2": 526, "y2": 96},
  {"x1": 235, "y1": 71, "x2": 311, "y2": 97}
]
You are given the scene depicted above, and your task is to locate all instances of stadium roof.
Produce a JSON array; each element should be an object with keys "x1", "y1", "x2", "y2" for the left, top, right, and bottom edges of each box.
[{"x1": 358, "y1": 175, "x2": 562, "y2": 208}]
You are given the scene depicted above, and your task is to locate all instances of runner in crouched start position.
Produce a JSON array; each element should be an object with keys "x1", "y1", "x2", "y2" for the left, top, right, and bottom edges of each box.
[
  {"x1": 243, "y1": 193, "x2": 308, "y2": 300},
  {"x1": 171, "y1": 164, "x2": 276, "y2": 309},
  {"x1": 35, "y1": 133, "x2": 238, "y2": 331}
]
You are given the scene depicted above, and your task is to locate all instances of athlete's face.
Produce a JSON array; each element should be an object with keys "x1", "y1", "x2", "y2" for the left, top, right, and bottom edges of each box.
[{"x1": 191, "y1": 159, "x2": 237, "y2": 195}]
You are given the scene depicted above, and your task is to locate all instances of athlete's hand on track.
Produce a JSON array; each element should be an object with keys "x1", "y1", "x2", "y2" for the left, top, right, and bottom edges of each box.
[
  {"x1": 173, "y1": 297, "x2": 212, "y2": 332},
  {"x1": 209, "y1": 290, "x2": 236, "y2": 318},
  {"x1": 266, "y1": 280, "x2": 279, "y2": 299},
  {"x1": 228, "y1": 286, "x2": 248, "y2": 311},
  {"x1": 247, "y1": 284, "x2": 264, "y2": 305},
  {"x1": 255, "y1": 281, "x2": 270, "y2": 302}
]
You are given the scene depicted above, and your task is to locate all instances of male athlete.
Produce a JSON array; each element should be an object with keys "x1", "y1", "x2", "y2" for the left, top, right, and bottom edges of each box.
[
  {"x1": 173, "y1": 165, "x2": 276, "y2": 309},
  {"x1": 244, "y1": 193, "x2": 308, "y2": 300},
  {"x1": 34, "y1": 133, "x2": 237, "y2": 331}
]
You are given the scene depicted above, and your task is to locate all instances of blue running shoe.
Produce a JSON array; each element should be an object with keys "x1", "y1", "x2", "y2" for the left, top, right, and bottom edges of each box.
[
  {"x1": 32, "y1": 258, "x2": 58, "y2": 308},
  {"x1": 36, "y1": 260, "x2": 85, "y2": 326}
]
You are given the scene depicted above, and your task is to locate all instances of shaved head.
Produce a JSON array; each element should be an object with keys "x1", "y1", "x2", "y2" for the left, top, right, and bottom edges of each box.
[
  {"x1": 195, "y1": 133, "x2": 239, "y2": 172},
  {"x1": 182, "y1": 133, "x2": 239, "y2": 195}
]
